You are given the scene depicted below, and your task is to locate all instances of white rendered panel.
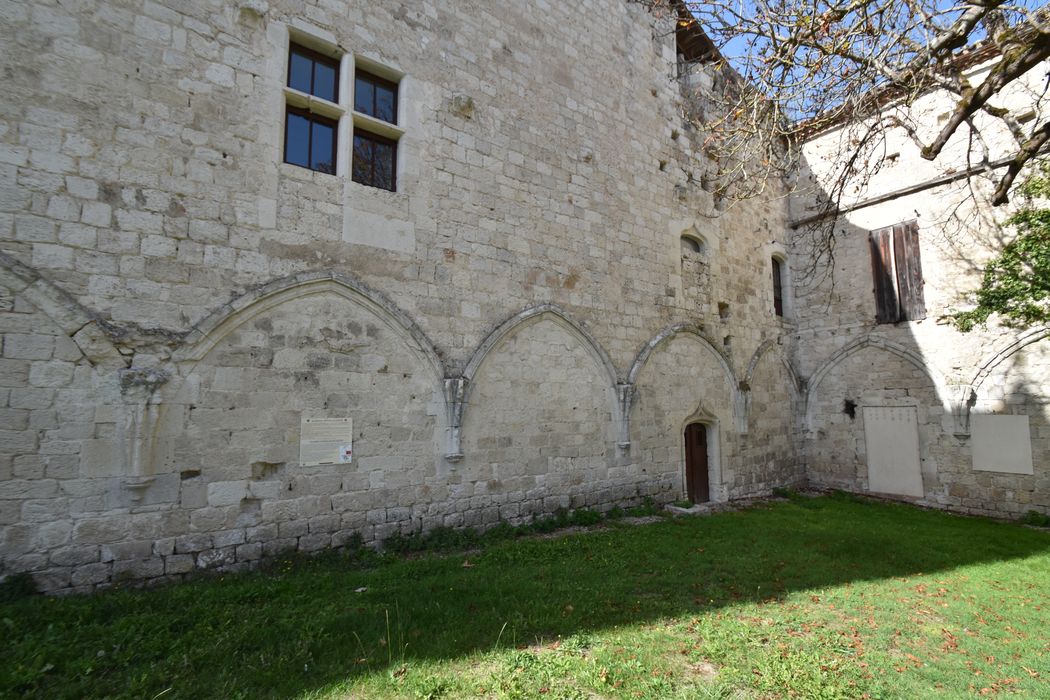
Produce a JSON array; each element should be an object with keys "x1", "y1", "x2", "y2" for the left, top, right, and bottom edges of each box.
[
  {"x1": 863, "y1": 406, "x2": 924, "y2": 497},
  {"x1": 972, "y1": 414, "x2": 1034, "y2": 474}
]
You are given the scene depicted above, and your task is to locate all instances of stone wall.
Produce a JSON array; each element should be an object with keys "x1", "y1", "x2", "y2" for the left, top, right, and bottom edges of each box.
[
  {"x1": 790, "y1": 54, "x2": 1050, "y2": 518},
  {"x1": 0, "y1": 0, "x2": 801, "y2": 593}
]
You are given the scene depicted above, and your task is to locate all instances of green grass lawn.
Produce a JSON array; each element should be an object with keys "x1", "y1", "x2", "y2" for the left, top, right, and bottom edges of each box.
[{"x1": 3, "y1": 493, "x2": 1049, "y2": 699}]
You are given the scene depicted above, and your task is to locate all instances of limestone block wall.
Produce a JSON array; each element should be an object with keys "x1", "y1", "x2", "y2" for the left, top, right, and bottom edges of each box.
[
  {"x1": 0, "y1": 0, "x2": 802, "y2": 593},
  {"x1": 805, "y1": 345, "x2": 946, "y2": 494},
  {"x1": 459, "y1": 317, "x2": 623, "y2": 520},
  {"x1": 736, "y1": 343, "x2": 803, "y2": 494},
  {"x1": 631, "y1": 332, "x2": 740, "y2": 503}
]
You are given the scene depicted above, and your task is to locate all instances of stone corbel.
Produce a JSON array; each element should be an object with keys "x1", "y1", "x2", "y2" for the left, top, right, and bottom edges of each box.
[
  {"x1": 616, "y1": 382, "x2": 635, "y2": 451},
  {"x1": 443, "y1": 377, "x2": 467, "y2": 462},
  {"x1": 947, "y1": 383, "x2": 976, "y2": 438},
  {"x1": 117, "y1": 367, "x2": 170, "y2": 501},
  {"x1": 734, "y1": 380, "x2": 751, "y2": 434}
]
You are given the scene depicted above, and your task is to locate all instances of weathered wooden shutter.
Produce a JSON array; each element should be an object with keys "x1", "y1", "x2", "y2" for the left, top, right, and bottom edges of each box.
[
  {"x1": 893, "y1": 221, "x2": 926, "y2": 321},
  {"x1": 869, "y1": 227, "x2": 899, "y2": 323}
]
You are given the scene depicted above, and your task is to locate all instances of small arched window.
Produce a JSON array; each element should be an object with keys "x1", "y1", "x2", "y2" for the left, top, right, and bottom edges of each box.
[{"x1": 771, "y1": 256, "x2": 785, "y2": 317}]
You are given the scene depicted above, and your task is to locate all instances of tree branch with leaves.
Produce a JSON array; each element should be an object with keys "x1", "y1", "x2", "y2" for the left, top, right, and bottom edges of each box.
[{"x1": 948, "y1": 159, "x2": 1050, "y2": 330}]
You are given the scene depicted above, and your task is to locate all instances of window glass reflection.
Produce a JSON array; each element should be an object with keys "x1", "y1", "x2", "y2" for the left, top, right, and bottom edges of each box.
[
  {"x1": 311, "y1": 121, "x2": 334, "y2": 173},
  {"x1": 313, "y1": 62, "x2": 337, "y2": 102},
  {"x1": 285, "y1": 111, "x2": 310, "y2": 167},
  {"x1": 288, "y1": 51, "x2": 313, "y2": 93}
]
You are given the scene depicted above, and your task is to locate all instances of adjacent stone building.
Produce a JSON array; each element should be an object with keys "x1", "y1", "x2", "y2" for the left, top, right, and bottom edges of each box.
[
  {"x1": 0, "y1": 1, "x2": 1044, "y2": 594},
  {"x1": 791, "y1": 51, "x2": 1050, "y2": 520}
]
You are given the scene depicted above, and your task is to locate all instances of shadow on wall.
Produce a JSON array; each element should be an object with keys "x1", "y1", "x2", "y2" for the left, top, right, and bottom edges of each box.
[
  {"x1": 794, "y1": 178, "x2": 1049, "y2": 517},
  {"x1": 4, "y1": 495, "x2": 1049, "y2": 697}
]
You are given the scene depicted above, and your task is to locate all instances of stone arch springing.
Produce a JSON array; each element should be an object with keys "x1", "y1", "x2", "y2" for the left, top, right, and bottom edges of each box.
[
  {"x1": 803, "y1": 335, "x2": 950, "y2": 430},
  {"x1": 628, "y1": 324, "x2": 744, "y2": 433},
  {"x1": 628, "y1": 324, "x2": 736, "y2": 388},
  {"x1": 0, "y1": 251, "x2": 123, "y2": 368},
  {"x1": 744, "y1": 338, "x2": 801, "y2": 398},
  {"x1": 741, "y1": 338, "x2": 802, "y2": 434}
]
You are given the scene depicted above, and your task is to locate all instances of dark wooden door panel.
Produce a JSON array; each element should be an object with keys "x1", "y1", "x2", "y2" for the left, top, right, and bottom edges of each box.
[{"x1": 684, "y1": 423, "x2": 710, "y2": 503}]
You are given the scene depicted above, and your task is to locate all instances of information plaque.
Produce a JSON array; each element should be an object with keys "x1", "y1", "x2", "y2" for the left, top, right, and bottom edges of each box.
[{"x1": 299, "y1": 417, "x2": 353, "y2": 466}]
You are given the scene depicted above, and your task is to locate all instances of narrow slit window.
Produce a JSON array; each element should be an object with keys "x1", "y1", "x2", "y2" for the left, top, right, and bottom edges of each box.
[{"x1": 772, "y1": 257, "x2": 785, "y2": 317}]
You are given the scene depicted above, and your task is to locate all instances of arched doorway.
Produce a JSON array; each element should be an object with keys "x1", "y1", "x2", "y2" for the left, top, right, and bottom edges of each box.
[{"x1": 684, "y1": 423, "x2": 710, "y2": 503}]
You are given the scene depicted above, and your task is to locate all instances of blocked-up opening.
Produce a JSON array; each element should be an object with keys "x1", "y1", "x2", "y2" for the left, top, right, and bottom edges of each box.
[{"x1": 681, "y1": 235, "x2": 704, "y2": 255}]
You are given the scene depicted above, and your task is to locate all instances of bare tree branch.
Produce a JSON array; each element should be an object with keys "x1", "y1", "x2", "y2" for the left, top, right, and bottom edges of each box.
[{"x1": 993, "y1": 119, "x2": 1050, "y2": 203}]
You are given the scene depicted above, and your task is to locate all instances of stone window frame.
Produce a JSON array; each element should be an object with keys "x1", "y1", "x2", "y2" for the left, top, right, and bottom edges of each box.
[
  {"x1": 282, "y1": 28, "x2": 351, "y2": 177},
  {"x1": 349, "y1": 57, "x2": 406, "y2": 192},
  {"x1": 771, "y1": 256, "x2": 785, "y2": 317},
  {"x1": 768, "y1": 243, "x2": 793, "y2": 320},
  {"x1": 680, "y1": 232, "x2": 706, "y2": 256},
  {"x1": 278, "y1": 28, "x2": 408, "y2": 190}
]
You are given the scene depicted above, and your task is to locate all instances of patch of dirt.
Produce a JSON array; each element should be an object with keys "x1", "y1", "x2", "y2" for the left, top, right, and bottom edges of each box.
[{"x1": 690, "y1": 660, "x2": 720, "y2": 680}]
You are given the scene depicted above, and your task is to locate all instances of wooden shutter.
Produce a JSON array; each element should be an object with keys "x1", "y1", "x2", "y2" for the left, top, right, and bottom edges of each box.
[
  {"x1": 869, "y1": 227, "x2": 899, "y2": 323},
  {"x1": 893, "y1": 221, "x2": 926, "y2": 321}
]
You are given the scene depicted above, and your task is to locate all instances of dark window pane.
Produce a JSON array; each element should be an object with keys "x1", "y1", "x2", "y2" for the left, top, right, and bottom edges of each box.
[
  {"x1": 374, "y1": 139, "x2": 395, "y2": 190},
  {"x1": 375, "y1": 85, "x2": 396, "y2": 123},
  {"x1": 772, "y1": 258, "x2": 783, "y2": 317},
  {"x1": 288, "y1": 51, "x2": 313, "y2": 93},
  {"x1": 311, "y1": 120, "x2": 335, "y2": 174},
  {"x1": 314, "y1": 61, "x2": 337, "y2": 102},
  {"x1": 285, "y1": 111, "x2": 310, "y2": 167},
  {"x1": 352, "y1": 134, "x2": 374, "y2": 184},
  {"x1": 352, "y1": 132, "x2": 397, "y2": 191},
  {"x1": 355, "y1": 77, "x2": 374, "y2": 115}
]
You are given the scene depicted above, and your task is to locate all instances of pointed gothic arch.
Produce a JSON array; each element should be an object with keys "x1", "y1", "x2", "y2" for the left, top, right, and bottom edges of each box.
[
  {"x1": 462, "y1": 303, "x2": 620, "y2": 388},
  {"x1": 803, "y1": 335, "x2": 950, "y2": 429},
  {"x1": 172, "y1": 270, "x2": 446, "y2": 382},
  {"x1": 970, "y1": 326, "x2": 1050, "y2": 392},
  {"x1": 627, "y1": 323, "x2": 736, "y2": 388}
]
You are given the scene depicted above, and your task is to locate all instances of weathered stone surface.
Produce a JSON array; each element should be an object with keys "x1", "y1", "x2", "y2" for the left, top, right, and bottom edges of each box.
[
  {"x1": 111, "y1": 558, "x2": 164, "y2": 582},
  {"x1": 0, "y1": 0, "x2": 1043, "y2": 595}
]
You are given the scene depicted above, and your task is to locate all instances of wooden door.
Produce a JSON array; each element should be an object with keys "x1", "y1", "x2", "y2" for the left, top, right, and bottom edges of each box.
[{"x1": 684, "y1": 423, "x2": 710, "y2": 503}]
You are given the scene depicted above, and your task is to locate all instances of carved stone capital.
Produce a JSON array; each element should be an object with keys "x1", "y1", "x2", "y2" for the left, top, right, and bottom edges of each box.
[{"x1": 118, "y1": 367, "x2": 171, "y2": 401}]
